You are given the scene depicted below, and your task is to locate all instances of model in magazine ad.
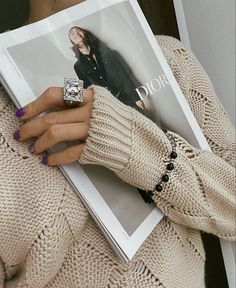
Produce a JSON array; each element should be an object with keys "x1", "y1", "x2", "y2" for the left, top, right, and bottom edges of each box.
[
  {"x1": 68, "y1": 26, "x2": 145, "y2": 110},
  {"x1": 68, "y1": 25, "x2": 170, "y2": 113},
  {"x1": 68, "y1": 24, "x2": 170, "y2": 203},
  {"x1": 0, "y1": 1, "x2": 235, "y2": 288}
]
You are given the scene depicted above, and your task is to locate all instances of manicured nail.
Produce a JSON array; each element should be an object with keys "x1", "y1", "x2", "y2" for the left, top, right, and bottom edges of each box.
[
  {"x1": 16, "y1": 108, "x2": 25, "y2": 118},
  {"x1": 41, "y1": 154, "x2": 48, "y2": 165},
  {"x1": 13, "y1": 130, "x2": 20, "y2": 141},
  {"x1": 28, "y1": 143, "x2": 35, "y2": 154}
]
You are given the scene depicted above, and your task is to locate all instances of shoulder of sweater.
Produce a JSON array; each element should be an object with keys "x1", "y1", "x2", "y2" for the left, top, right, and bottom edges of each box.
[
  {"x1": 154, "y1": 35, "x2": 192, "y2": 69},
  {"x1": 155, "y1": 35, "x2": 186, "y2": 53}
]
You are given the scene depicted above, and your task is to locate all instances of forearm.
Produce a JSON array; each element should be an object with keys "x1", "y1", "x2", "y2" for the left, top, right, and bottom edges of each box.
[
  {"x1": 152, "y1": 132, "x2": 235, "y2": 240},
  {"x1": 79, "y1": 86, "x2": 236, "y2": 240}
]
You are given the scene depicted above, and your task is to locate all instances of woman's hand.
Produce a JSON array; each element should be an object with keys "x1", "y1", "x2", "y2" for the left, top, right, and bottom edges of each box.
[
  {"x1": 14, "y1": 87, "x2": 94, "y2": 166},
  {"x1": 136, "y1": 100, "x2": 145, "y2": 110}
]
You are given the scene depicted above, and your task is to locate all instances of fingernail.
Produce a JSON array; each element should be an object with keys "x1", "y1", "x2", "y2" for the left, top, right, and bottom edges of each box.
[
  {"x1": 41, "y1": 154, "x2": 48, "y2": 165},
  {"x1": 13, "y1": 130, "x2": 20, "y2": 141},
  {"x1": 28, "y1": 143, "x2": 35, "y2": 154},
  {"x1": 16, "y1": 108, "x2": 25, "y2": 118}
]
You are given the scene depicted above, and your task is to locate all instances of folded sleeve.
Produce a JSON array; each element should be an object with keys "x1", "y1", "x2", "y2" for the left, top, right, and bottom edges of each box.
[{"x1": 79, "y1": 85, "x2": 235, "y2": 241}]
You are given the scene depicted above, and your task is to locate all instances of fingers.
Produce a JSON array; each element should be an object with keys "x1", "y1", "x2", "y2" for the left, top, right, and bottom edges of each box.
[
  {"x1": 19, "y1": 87, "x2": 64, "y2": 120},
  {"x1": 18, "y1": 104, "x2": 91, "y2": 141},
  {"x1": 13, "y1": 86, "x2": 94, "y2": 166},
  {"x1": 136, "y1": 100, "x2": 145, "y2": 110},
  {"x1": 78, "y1": 87, "x2": 94, "y2": 107},
  {"x1": 16, "y1": 87, "x2": 94, "y2": 120},
  {"x1": 32, "y1": 122, "x2": 89, "y2": 154},
  {"x1": 44, "y1": 143, "x2": 85, "y2": 166}
]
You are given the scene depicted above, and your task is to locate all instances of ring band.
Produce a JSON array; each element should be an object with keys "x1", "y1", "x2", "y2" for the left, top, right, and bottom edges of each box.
[{"x1": 63, "y1": 78, "x2": 84, "y2": 108}]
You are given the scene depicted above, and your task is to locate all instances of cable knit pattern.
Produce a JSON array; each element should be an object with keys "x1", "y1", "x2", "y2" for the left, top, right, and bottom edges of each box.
[
  {"x1": 0, "y1": 36, "x2": 235, "y2": 288},
  {"x1": 79, "y1": 86, "x2": 172, "y2": 191},
  {"x1": 157, "y1": 36, "x2": 236, "y2": 165}
]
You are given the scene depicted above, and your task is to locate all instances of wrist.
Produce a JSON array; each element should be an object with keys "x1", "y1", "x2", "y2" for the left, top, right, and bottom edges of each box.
[
  {"x1": 79, "y1": 86, "x2": 133, "y2": 172},
  {"x1": 79, "y1": 86, "x2": 174, "y2": 192}
]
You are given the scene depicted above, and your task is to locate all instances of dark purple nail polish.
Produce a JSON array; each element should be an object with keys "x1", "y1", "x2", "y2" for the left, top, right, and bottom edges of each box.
[
  {"x1": 28, "y1": 143, "x2": 35, "y2": 154},
  {"x1": 41, "y1": 154, "x2": 48, "y2": 165},
  {"x1": 16, "y1": 108, "x2": 25, "y2": 118},
  {"x1": 13, "y1": 130, "x2": 20, "y2": 141}
]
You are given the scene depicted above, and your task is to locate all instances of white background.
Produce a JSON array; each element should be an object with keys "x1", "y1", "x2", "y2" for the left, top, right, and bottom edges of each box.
[{"x1": 174, "y1": 0, "x2": 235, "y2": 126}]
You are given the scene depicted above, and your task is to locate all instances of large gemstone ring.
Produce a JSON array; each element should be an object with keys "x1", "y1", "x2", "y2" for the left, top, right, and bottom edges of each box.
[{"x1": 63, "y1": 78, "x2": 84, "y2": 108}]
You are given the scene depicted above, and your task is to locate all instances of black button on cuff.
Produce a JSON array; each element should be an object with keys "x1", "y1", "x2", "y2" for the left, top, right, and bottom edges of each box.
[
  {"x1": 170, "y1": 151, "x2": 177, "y2": 159},
  {"x1": 155, "y1": 184, "x2": 163, "y2": 192},
  {"x1": 150, "y1": 130, "x2": 176, "y2": 197},
  {"x1": 162, "y1": 174, "x2": 169, "y2": 182},
  {"x1": 167, "y1": 163, "x2": 174, "y2": 171}
]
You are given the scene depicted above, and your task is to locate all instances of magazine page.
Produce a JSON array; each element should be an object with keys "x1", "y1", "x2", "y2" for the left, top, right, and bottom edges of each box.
[{"x1": 0, "y1": 0, "x2": 211, "y2": 260}]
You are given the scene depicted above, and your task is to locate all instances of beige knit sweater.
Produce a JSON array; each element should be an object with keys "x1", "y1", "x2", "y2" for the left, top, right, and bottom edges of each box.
[{"x1": 0, "y1": 36, "x2": 235, "y2": 288}]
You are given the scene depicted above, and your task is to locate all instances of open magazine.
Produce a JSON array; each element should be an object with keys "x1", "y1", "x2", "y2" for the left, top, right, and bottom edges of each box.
[{"x1": 0, "y1": 0, "x2": 211, "y2": 262}]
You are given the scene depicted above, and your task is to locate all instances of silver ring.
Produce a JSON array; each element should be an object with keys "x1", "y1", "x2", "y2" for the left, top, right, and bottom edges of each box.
[{"x1": 63, "y1": 77, "x2": 84, "y2": 108}]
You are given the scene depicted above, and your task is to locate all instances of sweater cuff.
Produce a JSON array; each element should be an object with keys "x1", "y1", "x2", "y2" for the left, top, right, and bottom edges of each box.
[
  {"x1": 79, "y1": 86, "x2": 173, "y2": 191},
  {"x1": 79, "y1": 86, "x2": 133, "y2": 172}
]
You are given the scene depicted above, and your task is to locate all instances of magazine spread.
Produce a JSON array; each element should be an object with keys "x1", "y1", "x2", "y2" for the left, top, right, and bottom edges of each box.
[{"x1": 0, "y1": 0, "x2": 211, "y2": 262}]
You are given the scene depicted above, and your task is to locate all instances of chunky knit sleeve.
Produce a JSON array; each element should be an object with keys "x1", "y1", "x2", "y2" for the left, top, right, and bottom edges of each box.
[
  {"x1": 79, "y1": 37, "x2": 235, "y2": 240},
  {"x1": 157, "y1": 36, "x2": 235, "y2": 166},
  {"x1": 79, "y1": 86, "x2": 235, "y2": 240}
]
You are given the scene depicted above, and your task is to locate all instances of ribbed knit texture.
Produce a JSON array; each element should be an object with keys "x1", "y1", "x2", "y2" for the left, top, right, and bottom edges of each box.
[{"x1": 0, "y1": 36, "x2": 235, "y2": 288}]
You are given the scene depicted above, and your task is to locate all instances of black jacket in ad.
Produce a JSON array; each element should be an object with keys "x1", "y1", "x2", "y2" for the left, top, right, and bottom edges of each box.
[{"x1": 73, "y1": 42, "x2": 140, "y2": 107}]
